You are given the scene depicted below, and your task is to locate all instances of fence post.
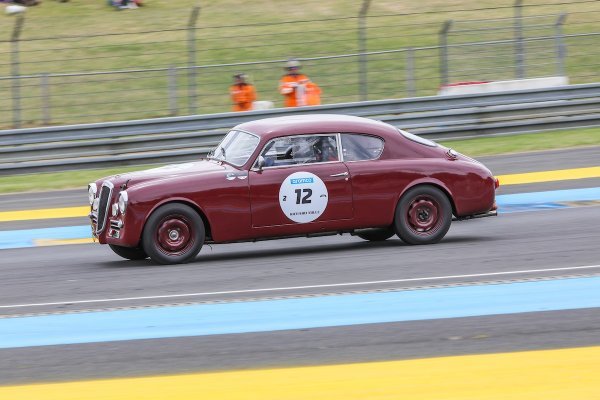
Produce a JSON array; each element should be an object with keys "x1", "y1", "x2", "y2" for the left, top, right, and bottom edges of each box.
[
  {"x1": 168, "y1": 66, "x2": 178, "y2": 116},
  {"x1": 358, "y1": 0, "x2": 371, "y2": 101},
  {"x1": 40, "y1": 73, "x2": 51, "y2": 125},
  {"x1": 439, "y1": 20, "x2": 452, "y2": 87},
  {"x1": 514, "y1": 0, "x2": 525, "y2": 79},
  {"x1": 187, "y1": 4, "x2": 201, "y2": 115},
  {"x1": 11, "y1": 15, "x2": 25, "y2": 129},
  {"x1": 554, "y1": 13, "x2": 568, "y2": 77},
  {"x1": 405, "y1": 48, "x2": 416, "y2": 97}
]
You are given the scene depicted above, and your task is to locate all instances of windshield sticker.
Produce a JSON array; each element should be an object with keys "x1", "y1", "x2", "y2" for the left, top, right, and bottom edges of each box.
[{"x1": 279, "y1": 172, "x2": 328, "y2": 223}]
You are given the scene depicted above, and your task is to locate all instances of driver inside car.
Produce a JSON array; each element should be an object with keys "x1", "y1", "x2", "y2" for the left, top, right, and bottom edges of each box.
[{"x1": 313, "y1": 137, "x2": 338, "y2": 162}]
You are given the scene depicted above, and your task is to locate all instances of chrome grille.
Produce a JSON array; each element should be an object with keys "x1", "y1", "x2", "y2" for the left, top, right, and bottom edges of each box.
[{"x1": 96, "y1": 182, "x2": 113, "y2": 234}]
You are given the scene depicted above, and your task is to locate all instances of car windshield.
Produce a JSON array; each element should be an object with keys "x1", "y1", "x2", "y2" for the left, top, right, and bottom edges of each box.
[{"x1": 211, "y1": 130, "x2": 260, "y2": 166}]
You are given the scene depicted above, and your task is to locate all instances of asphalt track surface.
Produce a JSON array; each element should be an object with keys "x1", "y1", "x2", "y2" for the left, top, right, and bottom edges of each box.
[{"x1": 0, "y1": 147, "x2": 599, "y2": 386}]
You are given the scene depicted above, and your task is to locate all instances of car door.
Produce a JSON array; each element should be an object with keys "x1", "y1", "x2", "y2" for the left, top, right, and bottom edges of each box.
[
  {"x1": 249, "y1": 134, "x2": 353, "y2": 229},
  {"x1": 340, "y1": 133, "x2": 395, "y2": 227}
]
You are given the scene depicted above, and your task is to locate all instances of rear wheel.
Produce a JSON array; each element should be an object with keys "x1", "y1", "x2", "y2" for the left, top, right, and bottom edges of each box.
[
  {"x1": 394, "y1": 185, "x2": 452, "y2": 245},
  {"x1": 356, "y1": 227, "x2": 395, "y2": 241},
  {"x1": 109, "y1": 244, "x2": 148, "y2": 260},
  {"x1": 142, "y1": 203, "x2": 205, "y2": 265}
]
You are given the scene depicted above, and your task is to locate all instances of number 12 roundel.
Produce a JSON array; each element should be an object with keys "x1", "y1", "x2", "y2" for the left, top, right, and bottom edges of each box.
[{"x1": 279, "y1": 172, "x2": 328, "y2": 223}]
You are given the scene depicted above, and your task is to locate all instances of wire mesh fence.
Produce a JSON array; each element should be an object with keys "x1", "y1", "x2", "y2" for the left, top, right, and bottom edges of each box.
[{"x1": 0, "y1": 1, "x2": 599, "y2": 129}]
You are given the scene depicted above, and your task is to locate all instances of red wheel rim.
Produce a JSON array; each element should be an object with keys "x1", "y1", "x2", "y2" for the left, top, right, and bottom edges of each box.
[
  {"x1": 406, "y1": 196, "x2": 441, "y2": 235},
  {"x1": 155, "y1": 214, "x2": 195, "y2": 256}
]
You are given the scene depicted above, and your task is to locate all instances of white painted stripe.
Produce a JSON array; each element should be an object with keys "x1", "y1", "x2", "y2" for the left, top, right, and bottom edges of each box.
[{"x1": 1, "y1": 264, "x2": 599, "y2": 309}]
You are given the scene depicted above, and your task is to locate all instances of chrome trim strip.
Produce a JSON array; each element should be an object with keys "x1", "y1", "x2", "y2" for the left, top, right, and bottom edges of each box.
[
  {"x1": 336, "y1": 132, "x2": 343, "y2": 162},
  {"x1": 253, "y1": 160, "x2": 343, "y2": 171}
]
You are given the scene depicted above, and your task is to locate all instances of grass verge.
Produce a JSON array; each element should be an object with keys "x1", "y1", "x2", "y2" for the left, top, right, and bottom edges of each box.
[{"x1": 0, "y1": 127, "x2": 598, "y2": 195}]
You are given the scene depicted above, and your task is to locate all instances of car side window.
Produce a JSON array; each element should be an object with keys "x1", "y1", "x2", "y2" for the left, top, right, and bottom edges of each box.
[
  {"x1": 258, "y1": 135, "x2": 339, "y2": 167},
  {"x1": 341, "y1": 134, "x2": 384, "y2": 161}
]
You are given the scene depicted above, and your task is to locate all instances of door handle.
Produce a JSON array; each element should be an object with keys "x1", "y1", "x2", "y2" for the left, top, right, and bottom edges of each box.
[{"x1": 330, "y1": 172, "x2": 349, "y2": 177}]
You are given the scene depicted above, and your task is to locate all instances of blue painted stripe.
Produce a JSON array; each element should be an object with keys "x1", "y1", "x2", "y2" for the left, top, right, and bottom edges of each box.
[
  {"x1": 496, "y1": 187, "x2": 600, "y2": 213},
  {"x1": 0, "y1": 188, "x2": 599, "y2": 250},
  {"x1": 496, "y1": 187, "x2": 600, "y2": 206},
  {"x1": 0, "y1": 225, "x2": 90, "y2": 249},
  {"x1": 0, "y1": 277, "x2": 599, "y2": 349}
]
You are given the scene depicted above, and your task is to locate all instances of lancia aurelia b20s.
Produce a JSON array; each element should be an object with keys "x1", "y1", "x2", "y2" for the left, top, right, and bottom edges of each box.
[{"x1": 88, "y1": 115, "x2": 498, "y2": 264}]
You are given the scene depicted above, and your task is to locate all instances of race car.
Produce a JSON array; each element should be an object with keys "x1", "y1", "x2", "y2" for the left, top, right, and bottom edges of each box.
[{"x1": 88, "y1": 114, "x2": 498, "y2": 264}]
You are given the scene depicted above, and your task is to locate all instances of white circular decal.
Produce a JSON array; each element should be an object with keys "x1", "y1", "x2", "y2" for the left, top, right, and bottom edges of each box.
[{"x1": 279, "y1": 172, "x2": 328, "y2": 223}]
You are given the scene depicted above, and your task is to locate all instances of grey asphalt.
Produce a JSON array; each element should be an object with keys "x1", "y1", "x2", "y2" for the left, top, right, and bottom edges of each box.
[
  {"x1": 0, "y1": 147, "x2": 599, "y2": 385},
  {"x1": 476, "y1": 145, "x2": 600, "y2": 174},
  {"x1": 0, "y1": 205, "x2": 599, "y2": 384},
  {"x1": 1, "y1": 206, "x2": 600, "y2": 315}
]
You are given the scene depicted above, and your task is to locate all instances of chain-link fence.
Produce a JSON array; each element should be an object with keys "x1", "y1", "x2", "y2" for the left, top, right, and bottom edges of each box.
[{"x1": 0, "y1": 1, "x2": 598, "y2": 128}]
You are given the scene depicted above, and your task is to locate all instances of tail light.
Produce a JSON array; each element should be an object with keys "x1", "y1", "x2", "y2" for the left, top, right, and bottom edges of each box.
[{"x1": 494, "y1": 177, "x2": 500, "y2": 189}]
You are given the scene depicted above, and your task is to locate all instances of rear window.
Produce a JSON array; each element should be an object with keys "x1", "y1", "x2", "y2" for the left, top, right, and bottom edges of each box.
[
  {"x1": 341, "y1": 134, "x2": 384, "y2": 161},
  {"x1": 398, "y1": 129, "x2": 437, "y2": 147}
]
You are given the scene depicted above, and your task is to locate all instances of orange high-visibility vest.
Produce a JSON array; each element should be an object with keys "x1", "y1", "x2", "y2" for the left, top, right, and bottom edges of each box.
[
  {"x1": 305, "y1": 81, "x2": 322, "y2": 106},
  {"x1": 230, "y1": 83, "x2": 257, "y2": 112},
  {"x1": 279, "y1": 73, "x2": 315, "y2": 107}
]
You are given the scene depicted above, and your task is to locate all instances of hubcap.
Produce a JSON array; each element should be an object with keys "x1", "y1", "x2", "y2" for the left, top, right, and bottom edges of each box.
[
  {"x1": 407, "y1": 196, "x2": 440, "y2": 234},
  {"x1": 156, "y1": 215, "x2": 194, "y2": 255}
]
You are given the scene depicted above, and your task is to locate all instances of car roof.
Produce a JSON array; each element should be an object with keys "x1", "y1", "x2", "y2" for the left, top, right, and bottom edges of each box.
[{"x1": 234, "y1": 114, "x2": 399, "y2": 141}]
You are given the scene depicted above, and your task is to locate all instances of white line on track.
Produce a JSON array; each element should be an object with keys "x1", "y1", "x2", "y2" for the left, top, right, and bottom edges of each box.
[{"x1": 1, "y1": 264, "x2": 599, "y2": 309}]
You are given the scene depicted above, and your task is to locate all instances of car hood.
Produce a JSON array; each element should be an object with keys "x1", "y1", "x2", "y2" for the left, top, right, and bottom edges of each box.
[{"x1": 100, "y1": 160, "x2": 231, "y2": 190}]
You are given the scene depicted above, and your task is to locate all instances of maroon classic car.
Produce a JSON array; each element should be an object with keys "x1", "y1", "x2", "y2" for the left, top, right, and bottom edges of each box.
[{"x1": 88, "y1": 115, "x2": 498, "y2": 264}]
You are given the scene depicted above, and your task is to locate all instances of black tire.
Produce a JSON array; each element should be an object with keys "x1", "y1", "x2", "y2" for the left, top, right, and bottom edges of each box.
[
  {"x1": 356, "y1": 227, "x2": 395, "y2": 242},
  {"x1": 142, "y1": 203, "x2": 205, "y2": 265},
  {"x1": 394, "y1": 185, "x2": 452, "y2": 245},
  {"x1": 108, "y1": 244, "x2": 148, "y2": 260}
]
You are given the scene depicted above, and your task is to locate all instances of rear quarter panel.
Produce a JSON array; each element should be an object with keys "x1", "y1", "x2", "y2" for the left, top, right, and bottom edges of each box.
[{"x1": 348, "y1": 157, "x2": 495, "y2": 226}]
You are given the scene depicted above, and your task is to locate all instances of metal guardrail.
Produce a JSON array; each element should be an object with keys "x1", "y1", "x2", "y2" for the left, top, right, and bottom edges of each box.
[{"x1": 1, "y1": 83, "x2": 599, "y2": 175}]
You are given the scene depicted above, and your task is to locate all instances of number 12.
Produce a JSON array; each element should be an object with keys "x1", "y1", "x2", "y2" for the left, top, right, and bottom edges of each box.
[{"x1": 295, "y1": 188, "x2": 312, "y2": 204}]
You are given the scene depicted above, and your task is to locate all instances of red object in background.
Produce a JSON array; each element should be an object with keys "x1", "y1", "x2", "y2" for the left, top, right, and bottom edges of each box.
[
  {"x1": 89, "y1": 115, "x2": 497, "y2": 264},
  {"x1": 441, "y1": 81, "x2": 491, "y2": 88}
]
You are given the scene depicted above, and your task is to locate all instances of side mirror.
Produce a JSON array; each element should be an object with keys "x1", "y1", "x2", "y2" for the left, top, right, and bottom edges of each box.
[{"x1": 256, "y1": 155, "x2": 266, "y2": 171}]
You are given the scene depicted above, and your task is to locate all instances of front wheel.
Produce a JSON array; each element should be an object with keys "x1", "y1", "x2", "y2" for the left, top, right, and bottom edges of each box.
[
  {"x1": 142, "y1": 203, "x2": 205, "y2": 265},
  {"x1": 394, "y1": 185, "x2": 452, "y2": 245},
  {"x1": 109, "y1": 244, "x2": 148, "y2": 260}
]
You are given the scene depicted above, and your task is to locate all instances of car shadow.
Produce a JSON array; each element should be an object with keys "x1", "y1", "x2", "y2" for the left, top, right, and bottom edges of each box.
[
  {"x1": 191, "y1": 235, "x2": 490, "y2": 264},
  {"x1": 194, "y1": 239, "x2": 402, "y2": 263},
  {"x1": 99, "y1": 235, "x2": 490, "y2": 268}
]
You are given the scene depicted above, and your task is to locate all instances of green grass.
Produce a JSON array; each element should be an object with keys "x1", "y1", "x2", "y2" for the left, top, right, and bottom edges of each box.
[
  {"x1": 0, "y1": 0, "x2": 598, "y2": 127},
  {"x1": 1, "y1": 127, "x2": 598, "y2": 195},
  {"x1": 0, "y1": 165, "x2": 154, "y2": 195}
]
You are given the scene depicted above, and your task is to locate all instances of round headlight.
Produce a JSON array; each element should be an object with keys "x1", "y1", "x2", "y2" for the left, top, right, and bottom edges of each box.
[
  {"x1": 118, "y1": 191, "x2": 128, "y2": 215},
  {"x1": 88, "y1": 183, "x2": 98, "y2": 205}
]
